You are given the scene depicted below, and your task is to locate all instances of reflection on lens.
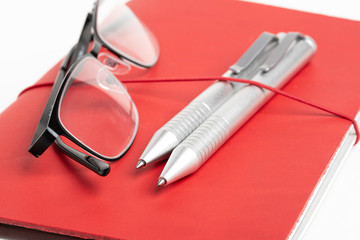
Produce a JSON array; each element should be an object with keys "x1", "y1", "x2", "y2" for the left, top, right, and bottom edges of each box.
[
  {"x1": 96, "y1": 0, "x2": 159, "y2": 67},
  {"x1": 59, "y1": 56, "x2": 138, "y2": 158}
]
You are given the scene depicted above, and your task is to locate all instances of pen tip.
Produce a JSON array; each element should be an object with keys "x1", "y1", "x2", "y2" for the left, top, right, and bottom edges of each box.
[
  {"x1": 157, "y1": 178, "x2": 167, "y2": 187},
  {"x1": 136, "y1": 160, "x2": 146, "y2": 169}
]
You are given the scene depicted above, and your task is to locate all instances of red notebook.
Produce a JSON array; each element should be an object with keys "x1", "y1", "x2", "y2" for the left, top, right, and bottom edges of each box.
[{"x1": 1, "y1": 0, "x2": 360, "y2": 239}]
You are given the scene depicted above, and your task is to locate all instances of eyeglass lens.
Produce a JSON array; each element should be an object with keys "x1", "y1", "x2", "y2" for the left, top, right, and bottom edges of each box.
[
  {"x1": 59, "y1": 56, "x2": 138, "y2": 158},
  {"x1": 96, "y1": 0, "x2": 159, "y2": 66}
]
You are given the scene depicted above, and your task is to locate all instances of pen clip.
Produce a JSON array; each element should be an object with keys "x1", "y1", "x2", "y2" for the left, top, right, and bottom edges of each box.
[
  {"x1": 259, "y1": 32, "x2": 305, "y2": 73},
  {"x1": 229, "y1": 32, "x2": 278, "y2": 74}
]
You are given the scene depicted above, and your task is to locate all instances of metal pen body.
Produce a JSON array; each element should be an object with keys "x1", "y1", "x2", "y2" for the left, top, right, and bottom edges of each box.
[
  {"x1": 160, "y1": 35, "x2": 317, "y2": 185},
  {"x1": 138, "y1": 34, "x2": 279, "y2": 167},
  {"x1": 138, "y1": 76, "x2": 236, "y2": 166}
]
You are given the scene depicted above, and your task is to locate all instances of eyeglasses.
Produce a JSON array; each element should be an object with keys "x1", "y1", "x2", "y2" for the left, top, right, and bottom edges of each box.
[{"x1": 28, "y1": 0, "x2": 159, "y2": 176}]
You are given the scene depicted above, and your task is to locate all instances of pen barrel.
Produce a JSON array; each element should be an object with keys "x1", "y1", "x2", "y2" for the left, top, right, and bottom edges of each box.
[
  {"x1": 179, "y1": 114, "x2": 230, "y2": 164},
  {"x1": 162, "y1": 79, "x2": 235, "y2": 141},
  {"x1": 178, "y1": 36, "x2": 316, "y2": 166},
  {"x1": 161, "y1": 33, "x2": 280, "y2": 143},
  {"x1": 140, "y1": 79, "x2": 237, "y2": 165},
  {"x1": 141, "y1": 35, "x2": 278, "y2": 166},
  {"x1": 181, "y1": 86, "x2": 270, "y2": 164}
]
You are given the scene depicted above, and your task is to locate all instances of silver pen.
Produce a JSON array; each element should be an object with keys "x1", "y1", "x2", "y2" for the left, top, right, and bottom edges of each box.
[
  {"x1": 158, "y1": 32, "x2": 317, "y2": 186},
  {"x1": 137, "y1": 32, "x2": 279, "y2": 168}
]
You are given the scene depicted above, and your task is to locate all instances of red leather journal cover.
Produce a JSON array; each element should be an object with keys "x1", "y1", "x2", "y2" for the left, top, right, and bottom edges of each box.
[{"x1": 1, "y1": 0, "x2": 360, "y2": 239}]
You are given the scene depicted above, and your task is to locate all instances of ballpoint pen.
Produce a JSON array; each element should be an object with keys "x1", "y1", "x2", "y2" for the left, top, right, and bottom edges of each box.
[
  {"x1": 137, "y1": 32, "x2": 279, "y2": 168},
  {"x1": 158, "y1": 32, "x2": 317, "y2": 186}
]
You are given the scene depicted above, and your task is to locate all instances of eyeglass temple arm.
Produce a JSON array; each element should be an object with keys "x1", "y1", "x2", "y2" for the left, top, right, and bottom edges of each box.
[
  {"x1": 69, "y1": 12, "x2": 94, "y2": 66},
  {"x1": 55, "y1": 137, "x2": 110, "y2": 176},
  {"x1": 28, "y1": 45, "x2": 75, "y2": 156}
]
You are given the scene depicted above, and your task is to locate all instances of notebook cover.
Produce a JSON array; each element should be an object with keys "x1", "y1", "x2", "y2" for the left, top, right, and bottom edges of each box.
[{"x1": 1, "y1": 0, "x2": 360, "y2": 239}]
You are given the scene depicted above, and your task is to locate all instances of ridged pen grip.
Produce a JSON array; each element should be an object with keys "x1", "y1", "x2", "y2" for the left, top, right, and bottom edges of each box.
[
  {"x1": 179, "y1": 115, "x2": 230, "y2": 164},
  {"x1": 162, "y1": 101, "x2": 212, "y2": 141}
]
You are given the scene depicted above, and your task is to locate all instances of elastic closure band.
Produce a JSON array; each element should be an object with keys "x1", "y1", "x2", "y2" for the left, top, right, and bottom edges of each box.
[{"x1": 19, "y1": 76, "x2": 360, "y2": 144}]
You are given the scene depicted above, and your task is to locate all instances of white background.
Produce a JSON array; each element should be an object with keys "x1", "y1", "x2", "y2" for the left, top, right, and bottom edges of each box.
[{"x1": 0, "y1": 0, "x2": 360, "y2": 239}]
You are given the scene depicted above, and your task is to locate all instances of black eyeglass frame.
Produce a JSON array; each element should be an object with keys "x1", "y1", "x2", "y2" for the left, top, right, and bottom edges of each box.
[{"x1": 28, "y1": 0, "x2": 151, "y2": 176}]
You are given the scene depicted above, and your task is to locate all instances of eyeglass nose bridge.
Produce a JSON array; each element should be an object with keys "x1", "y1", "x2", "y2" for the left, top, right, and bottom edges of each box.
[{"x1": 97, "y1": 52, "x2": 131, "y2": 75}]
